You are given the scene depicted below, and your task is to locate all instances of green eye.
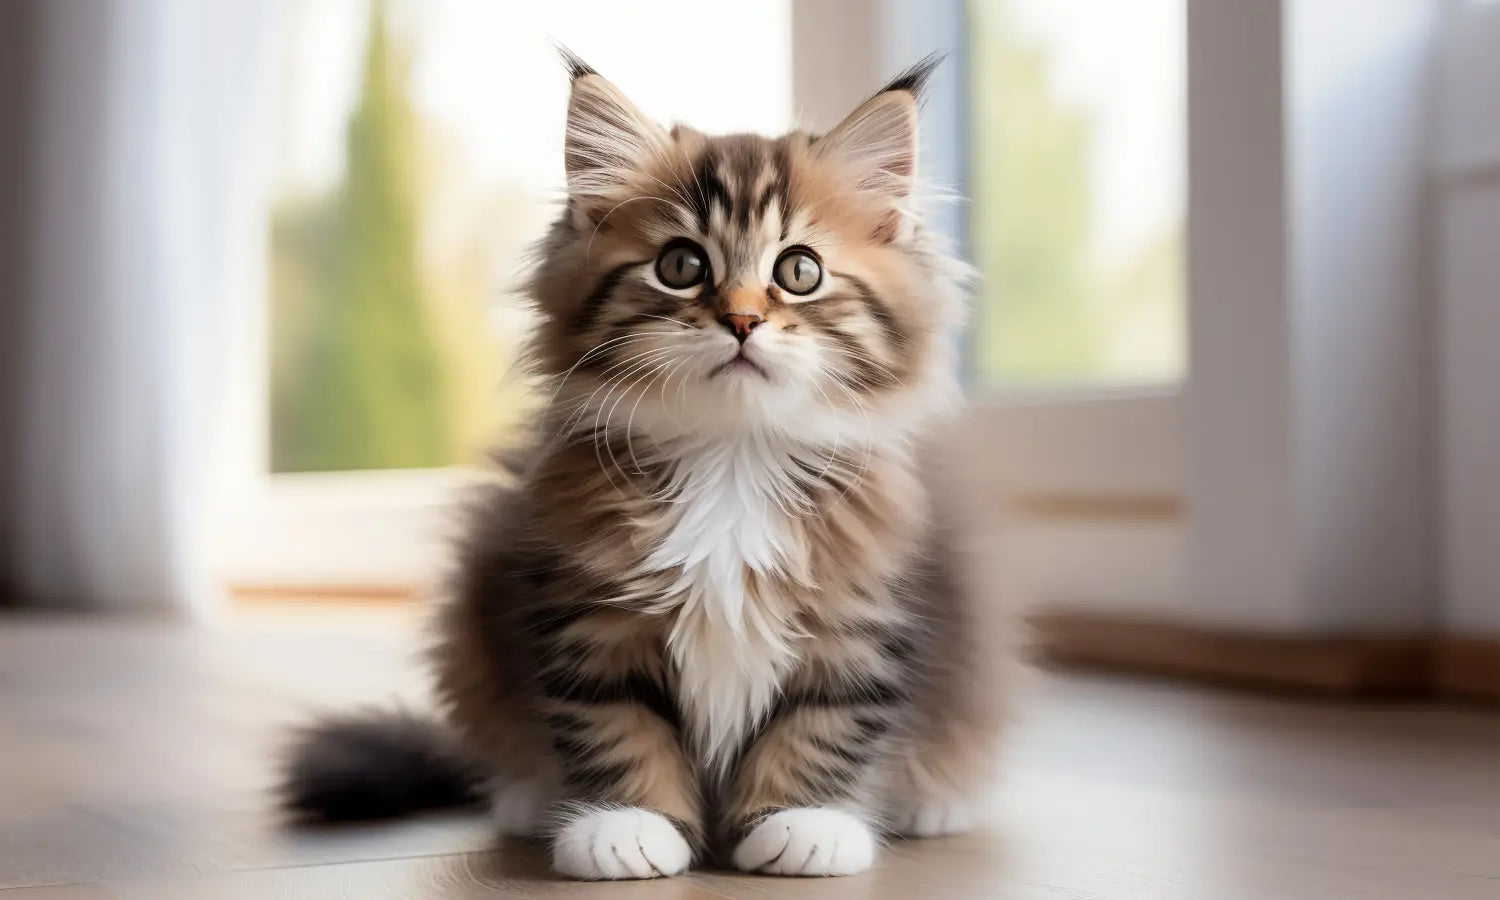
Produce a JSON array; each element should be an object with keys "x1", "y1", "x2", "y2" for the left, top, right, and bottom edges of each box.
[
  {"x1": 656, "y1": 240, "x2": 707, "y2": 289},
  {"x1": 774, "y1": 248, "x2": 823, "y2": 295}
]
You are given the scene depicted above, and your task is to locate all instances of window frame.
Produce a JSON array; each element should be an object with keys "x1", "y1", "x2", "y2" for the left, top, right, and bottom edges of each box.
[
  {"x1": 225, "y1": 0, "x2": 1445, "y2": 634},
  {"x1": 867, "y1": 0, "x2": 1191, "y2": 617},
  {"x1": 216, "y1": 0, "x2": 1194, "y2": 601}
]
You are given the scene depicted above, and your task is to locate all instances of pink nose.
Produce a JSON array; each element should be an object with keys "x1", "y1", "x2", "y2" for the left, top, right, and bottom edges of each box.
[{"x1": 718, "y1": 313, "x2": 763, "y2": 343}]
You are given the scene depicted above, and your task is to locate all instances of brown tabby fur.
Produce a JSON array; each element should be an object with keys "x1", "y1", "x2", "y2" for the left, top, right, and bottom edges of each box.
[{"x1": 283, "y1": 53, "x2": 1016, "y2": 879}]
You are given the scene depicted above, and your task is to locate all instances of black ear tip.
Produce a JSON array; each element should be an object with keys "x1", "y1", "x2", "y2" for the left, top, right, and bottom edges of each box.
[
  {"x1": 881, "y1": 52, "x2": 945, "y2": 99},
  {"x1": 556, "y1": 44, "x2": 597, "y2": 81}
]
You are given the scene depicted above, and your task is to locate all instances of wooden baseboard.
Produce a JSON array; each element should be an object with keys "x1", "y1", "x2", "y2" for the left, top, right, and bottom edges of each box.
[
  {"x1": 228, "y1": 584, "x2": 1499, "y2": 703},
  {"x1": 229, "y1": 583, "x2": 421, "y2": 605},
  {"x1": 1433, "y1": 637, "x2": 1500, "y2": 701},
  {"x1": 1033, "y1": 612, "x2": 1500, "y2": 703}
]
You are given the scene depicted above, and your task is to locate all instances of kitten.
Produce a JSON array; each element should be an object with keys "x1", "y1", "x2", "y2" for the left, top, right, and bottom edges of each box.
[{"x1": 279, "y1": 52, "x2": 1017, "y2": 880}]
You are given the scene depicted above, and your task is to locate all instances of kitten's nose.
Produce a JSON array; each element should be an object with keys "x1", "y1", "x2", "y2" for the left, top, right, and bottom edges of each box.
[{"x1": 718, "y1": 313, "x2": 763, "y2": 344}]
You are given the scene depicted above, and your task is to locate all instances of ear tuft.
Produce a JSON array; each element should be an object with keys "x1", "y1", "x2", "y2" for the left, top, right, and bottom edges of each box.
[
  {"x1": 563, "y1": 66, "x2": 669, "y2": 226},
  {"x1": 556, "y1": 44, "x2": 596, "y2": 81},
  {"x1": 813, "y1": 55, "x2": 941, "y2": 238},
  {"x1": 814, "y1": 87, "x2": 921, "y2": 205},
  {"x1": 878, "y1": 52, "x2": 944, "y2": 101}
]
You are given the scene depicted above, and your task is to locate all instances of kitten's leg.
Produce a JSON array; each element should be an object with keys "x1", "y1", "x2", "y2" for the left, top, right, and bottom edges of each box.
[
  {"x1": 886, "y1": 528, "x2": 1019, "y2": 838},
  {"x1": 533, "y1": 608, "x2": 701, "y2": 880},
  {"x1": 884, "y1": 662, "x2": 1007, "y2": 838},
  {"x1": 433, "y1": 587, "x2": 565, "y2": 839},
  {"x1": 885, "y1": 727, "x2": 993, "y2": 837},
  {"x1": 721, "y1": 623, "x2": 907, "y2": 877}
]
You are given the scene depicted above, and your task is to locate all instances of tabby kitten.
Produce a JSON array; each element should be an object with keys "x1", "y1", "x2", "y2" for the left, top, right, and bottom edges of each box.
[{"x1": 280, "y1": 52, "x2": 1015, "y2": 880}]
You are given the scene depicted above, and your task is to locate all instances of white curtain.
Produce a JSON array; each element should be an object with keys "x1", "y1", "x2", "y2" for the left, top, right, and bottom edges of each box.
[{"x1": 12, "y1": 0, "x2": 279, "y2": 614}]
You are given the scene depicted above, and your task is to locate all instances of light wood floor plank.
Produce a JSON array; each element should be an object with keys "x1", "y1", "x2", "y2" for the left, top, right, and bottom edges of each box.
[{"x1": 1, "y1": 614, "x2": 1496, "y2": 899}]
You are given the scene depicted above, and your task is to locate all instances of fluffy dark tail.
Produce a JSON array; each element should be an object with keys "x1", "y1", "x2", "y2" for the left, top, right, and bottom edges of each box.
[{"x1": 278, "y1": 709, "x2": 488, "y2": 823}]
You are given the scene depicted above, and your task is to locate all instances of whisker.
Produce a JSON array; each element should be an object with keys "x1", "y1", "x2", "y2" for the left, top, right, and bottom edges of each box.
[
  {"x1": 546, "y1": 333, "x2": 665, "y2": 409},
  {"x1": 630, "y1": 313, "x2": 696, "y2": 330},
  {"x1": 822, "y1": 345, "x2": 906, "y2": 389},
  {"x1": 610, "y1": 356, "x2": 676, "y2": 474},
  {"x1": 559, "y1": 348, "x2": 675, "y2": 437},
  {"x1": 587, "y1": 351, "x2": 675, "y2": 485}
]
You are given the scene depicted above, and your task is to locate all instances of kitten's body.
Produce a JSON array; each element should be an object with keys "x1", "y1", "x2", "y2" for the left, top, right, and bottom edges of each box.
[{"x1": 281, "y1": 54, "x2": 1017, "y2": 879}]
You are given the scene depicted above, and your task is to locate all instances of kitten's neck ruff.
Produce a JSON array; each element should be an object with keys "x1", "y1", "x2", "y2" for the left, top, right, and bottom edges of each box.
[
  {"x1": 633, "y1": 420, "x2": 910, "y2": 770},
  {"x1": 645, "y1": 433, "x2": 817, "y2": 769}
]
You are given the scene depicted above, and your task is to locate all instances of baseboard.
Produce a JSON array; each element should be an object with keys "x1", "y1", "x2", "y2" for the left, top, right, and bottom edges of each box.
[
  {"x1": 1433, "y1": 637, "x2": 1500, "y2": 701},
  {"x1": 229, "y1": 583, "x2": 421, "y2": 605},
  {"x1": 227, "y1": 583, "x2": 1499, "y2": 703},
  {"x1": 1032, "y1": 611, "x2": 1500, "y2": 703}
]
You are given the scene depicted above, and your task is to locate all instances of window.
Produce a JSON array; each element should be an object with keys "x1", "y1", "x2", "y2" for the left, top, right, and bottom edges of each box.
[
  {"x1": 267, "y1": 0, "x2": 793, "y2": 474},
  {"x1": 224, "y1": 0, "x2": 794, "y2": 589},
  {"x1": 967, "y1": 0, "x2": 1186, "y2": 384}
]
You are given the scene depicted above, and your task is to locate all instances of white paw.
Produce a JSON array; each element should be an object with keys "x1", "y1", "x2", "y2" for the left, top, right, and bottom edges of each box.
[
  {"x1": 551, "y1": 807, "x2": 692, "y2": 880},
  {"x1": 732, "y1": 808, "x2": 876, "y2": 876},
  {"x1": 490, "y1": 780, "x2": 553, "y2": 837},
  {"x1": 890, "y1": 797, "x2": 975, "y2": 837}
]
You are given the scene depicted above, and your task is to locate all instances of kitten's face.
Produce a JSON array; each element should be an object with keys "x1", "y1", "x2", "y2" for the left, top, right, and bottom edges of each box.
[{"x1": 530, "y1": 59, "x2": 961, "y2": 444}]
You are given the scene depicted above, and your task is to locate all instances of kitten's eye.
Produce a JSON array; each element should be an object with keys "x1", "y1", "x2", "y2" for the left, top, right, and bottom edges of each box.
[
  {"x1": 655, "y1": 240, "x2": 707, "y2": 289},
  {"x1": 774, "y1": 248, "x2": 823, "y2": 296}
]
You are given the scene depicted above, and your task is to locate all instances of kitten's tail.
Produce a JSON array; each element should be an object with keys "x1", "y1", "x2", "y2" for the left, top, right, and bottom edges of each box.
[{"x1": 277, "y1": 708, "x2": 487, "y2": 823}]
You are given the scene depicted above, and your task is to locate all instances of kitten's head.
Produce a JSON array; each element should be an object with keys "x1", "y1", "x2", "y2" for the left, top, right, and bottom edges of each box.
[{"x1": 529, "y1": 52, "x2": 965, "y2": 447}]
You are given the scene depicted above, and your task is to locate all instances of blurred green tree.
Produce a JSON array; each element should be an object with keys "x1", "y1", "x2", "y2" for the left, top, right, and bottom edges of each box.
[
  {"x1": 970, "y1": 0, "x2": 1101, "y2": 379},
  {"x1": 271, "y1": 2, "x2": 452, "y2": 472},
  {"x1": 969, "y1": 0, "x2": 1183, "y2": 382}
]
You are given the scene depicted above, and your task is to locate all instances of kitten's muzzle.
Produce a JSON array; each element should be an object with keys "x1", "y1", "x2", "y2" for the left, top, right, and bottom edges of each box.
[{"x1": 718, "y1": 313, "x2": 763, "y2": 344}]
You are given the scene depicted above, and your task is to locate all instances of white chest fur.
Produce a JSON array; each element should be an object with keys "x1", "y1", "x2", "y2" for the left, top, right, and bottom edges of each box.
[{"x1": 643, "y1": 439, "x2": 803, "y2": 769}]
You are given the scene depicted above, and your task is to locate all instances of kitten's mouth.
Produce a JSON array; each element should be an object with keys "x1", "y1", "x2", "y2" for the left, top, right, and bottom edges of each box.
[{"x1": 710, "y1": 350, "x2": 769, "y2": 380}]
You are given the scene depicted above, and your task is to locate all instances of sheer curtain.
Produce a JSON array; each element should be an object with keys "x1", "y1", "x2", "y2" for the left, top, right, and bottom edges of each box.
[{"x1": 3, "y1": 0, "x2": 279, "y2": 614}]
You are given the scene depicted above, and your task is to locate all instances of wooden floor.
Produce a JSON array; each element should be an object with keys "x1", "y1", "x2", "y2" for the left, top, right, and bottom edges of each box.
[{"x1": 2, "y1": 609, "x2": 1497, "y2": 899}]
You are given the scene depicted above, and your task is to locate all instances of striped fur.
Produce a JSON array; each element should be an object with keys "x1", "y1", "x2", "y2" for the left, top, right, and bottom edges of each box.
[{"x1": 282, "y1": 54, "x2": 1018, "y2": 880}]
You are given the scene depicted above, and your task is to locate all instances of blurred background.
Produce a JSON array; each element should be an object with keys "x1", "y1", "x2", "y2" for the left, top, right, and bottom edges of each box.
[
  {"x1": 3, "y1": 0, "x2": 1495, "y2": 671},
  {"x1": 0, "y1": 0, "x2": 1497, "y2": 894}
]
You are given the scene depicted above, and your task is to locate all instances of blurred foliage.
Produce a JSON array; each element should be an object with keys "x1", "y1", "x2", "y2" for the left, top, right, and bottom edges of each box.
[
  {"x1": 274, "y1": 3, "x2": 522, "y2": 474},
  {"x1": 272, "y1": 0, "x2": 1186, "y2": 475},
  {"x1": 968, "y1": 0, "x2": 1184, "y2": 383}
]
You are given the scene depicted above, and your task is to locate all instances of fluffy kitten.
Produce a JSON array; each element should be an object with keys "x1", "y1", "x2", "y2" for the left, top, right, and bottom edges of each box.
[{"x1": 280, "y1": 52, "x2": 1015, "y2": 880}]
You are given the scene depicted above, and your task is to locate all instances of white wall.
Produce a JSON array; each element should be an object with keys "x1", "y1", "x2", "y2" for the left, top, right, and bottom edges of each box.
[
  {"x1": 1438, "y1": 183, "x2": 1500, "y2": 634},
  {"x1": 1184, "y1": 0, "x2": 1304, "y2": 630},
  {"x1": 1186, "y1": 0, "x2": 1439, "y2": 633},
  {"x1": 1435, "y1": 2, "x2": 1500, "y2": 635},
  {"x1": 1286, "y1": 0, "x2": 1439, "y2": 629}
]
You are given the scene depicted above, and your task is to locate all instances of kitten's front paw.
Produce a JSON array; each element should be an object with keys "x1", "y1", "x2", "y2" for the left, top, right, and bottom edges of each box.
[
  {"x1": 732, "y1": 808, "x2": 875, "y2": 876},
  {"x1": 890, "y1": 797, "x2": 975, "y2": 838},
  {"x1": 551, "y1": 807, "x2": 691, "y2": 880}
]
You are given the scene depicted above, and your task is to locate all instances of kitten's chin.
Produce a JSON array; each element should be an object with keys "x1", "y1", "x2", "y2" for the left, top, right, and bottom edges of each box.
[
  {"x1": 708, "y1": 353, "x2": 770, "y2": 380},
  {"x1": 621, "y1": 354, "x2": 854, "y2": 440},
  {"x1": 645, "y1": 374, "x2": 802, "y2": 436}
]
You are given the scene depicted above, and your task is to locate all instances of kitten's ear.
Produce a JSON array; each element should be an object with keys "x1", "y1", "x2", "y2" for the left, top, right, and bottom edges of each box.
[
  {"x1": 560, "y1": 49, "x2": 669, "y2": 224},
  {"x1": 814, "y1": 55, "x2": 940, "y2": 213}
]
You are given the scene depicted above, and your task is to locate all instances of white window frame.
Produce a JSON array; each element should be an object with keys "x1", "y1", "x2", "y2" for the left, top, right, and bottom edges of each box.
[
  {"x1": 216, "y1": 0, "x2": 1201, "y2": 607},
  {"x1": 219, "y1": 0, "x2": 1454, "y2": 642},
  {"x1": 838, "y1": 0, "x2": 1191, "y2": 619},
  {"x1": 869, "y1": 0, "x2": 1441, "y2": 632},
  {"x1": 214, "y1": 2, "x2": 481, "y2": 594}
]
